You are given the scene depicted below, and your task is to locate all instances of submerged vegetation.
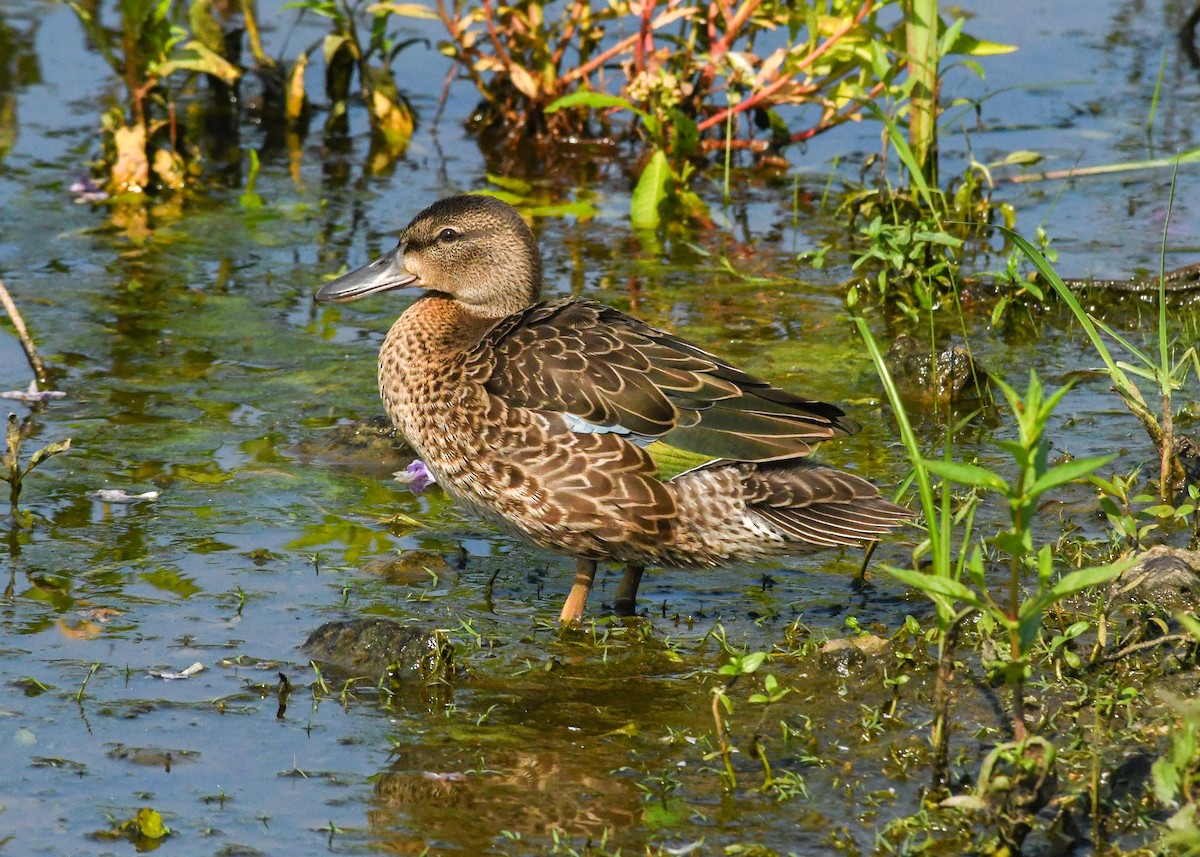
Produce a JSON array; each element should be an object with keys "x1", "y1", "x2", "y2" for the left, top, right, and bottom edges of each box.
[{"x1": 1, "y1": 0, "x2": 1199, "y2": 854}]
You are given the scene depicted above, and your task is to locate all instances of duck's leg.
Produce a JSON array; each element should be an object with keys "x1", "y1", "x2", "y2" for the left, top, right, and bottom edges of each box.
[
  {"x1": 614, "y1": 564, "x2": 644, "y2": 616},
  {"x1": 560, "y1": 558, "x2": 597, "y2": 625}
]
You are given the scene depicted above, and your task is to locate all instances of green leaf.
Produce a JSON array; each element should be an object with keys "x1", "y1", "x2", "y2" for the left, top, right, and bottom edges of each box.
[
  {"x1": 998, "y1": 150, "x2": 1043, "y2": 167},
  {"x1": 936, "y1": 17, "x2": 966, "y2": 60},
  {"x1": 1062, "y1": 620, "x2": 1091, "y2": 640},
  {"x1": 1026, "y1": 454, "x2": 1114, "y2": 497},
  {"x1": 945, "y1": 32, "x2": 1017, "y2": 57},
  {"x1": 26, "y1": 438, "x2": 72, "y2": 469},
  {"x1": 740, "y1": 651, "x2": 766, "y2": 674},
  {"x1": 667, "y1": 108, "x2": 699, "y2": 157},
  {"x1": 158, "y1": 40, "x2": 242, "y2": 84},
  {"x1": 630, "y1": 149, "x2": 669, "y2": 231},
  {"x1": 485, "y1": 173, "x2": 532, "y2": 194},
  {"x1": 366, "y1": 1, "x2": 439, "y2": 19},
  {"x1": 546, "y1": 91, "x2": 647, "y2": 122},
  {"x1": 885, "y1": 565, "x2": 988, "y2": 612},
  {"x1": 1019, "y1": 557, "x2": 1134, "y2": 621},
  {"x1": 921, "y1": 458, "x2": 1007, "y2": 491},
  {"x1": 522, "y1": 200, "x2": 601, "y2": 219}
]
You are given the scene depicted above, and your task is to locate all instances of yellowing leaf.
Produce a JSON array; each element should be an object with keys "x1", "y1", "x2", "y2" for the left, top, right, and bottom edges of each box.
[
  {"x1": 112, "y1": 124, "x2": 149, "y2": 193},
  {"x1": 367, "y1": 1, "x2": 439, "y2": 19},
  {"x1": 508, "y1": 64, "x2": 542, "y2": 100},
  {"x1": 286, "y1": 53, "x2": 309, "y2": 124},
  {"x1": 157, "y1": 40, "x2": 242, "y2": 85},
  {"x1": 947, "y1": 33, "x2": 1017, "y2": 57},
  {"x1": 123, "y1": 808, "x2": 170, "y2": 840}
]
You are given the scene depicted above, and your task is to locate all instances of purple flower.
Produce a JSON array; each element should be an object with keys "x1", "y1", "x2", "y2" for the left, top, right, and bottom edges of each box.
[
  {"x1": 70, "y1": 175, "x2": 109, "y2": 203},
  {"x1": 394, "y1": 459, "x2": 436, "y2": 495}
]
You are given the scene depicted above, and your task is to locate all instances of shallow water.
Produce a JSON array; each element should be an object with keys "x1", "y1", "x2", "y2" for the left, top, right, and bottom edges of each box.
[{"x1": 0, "y1": 1, "x2": 1198, "y2": 854}]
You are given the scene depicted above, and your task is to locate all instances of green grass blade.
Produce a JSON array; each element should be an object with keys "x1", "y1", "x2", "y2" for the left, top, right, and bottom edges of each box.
[{"x1": 994, "y1": 225, "x2": 1138, "y2": 396}]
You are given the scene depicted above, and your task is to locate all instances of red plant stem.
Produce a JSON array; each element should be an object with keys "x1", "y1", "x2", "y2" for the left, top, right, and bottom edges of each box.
[
  {"x1": 551, "y1": 1, "x2": 587, "y2": 70},
  {"x1": 480, "y1": 0, "x2": 517, "y2": 74},
  {"x1": 695, "y1": 0, "x2": 873, "y2": 133},
  {"x1": 712, "y1": 0, "x2": 760, "y2": 61},
  {"x1": 789, "y1": 79, "x2": 887, "y2": 143},
  {"x1": 437, "y1": 0, "x2": 490, "y2": 97},
  {"x1": 636, "y1": 0, "x2": 657, "y2": 73},
  {"x1": 560, "y1": 2, "x2": 689, "y2": 85},
  {"x1": 694, "y1": 0, "x2": 759, "y2": 100},
  {"x1": 697, "y1": 77, "x2": 817, "y2": 133},
  {"x1": 562, "y1": 33, "x2": 639, "y2": 84}
]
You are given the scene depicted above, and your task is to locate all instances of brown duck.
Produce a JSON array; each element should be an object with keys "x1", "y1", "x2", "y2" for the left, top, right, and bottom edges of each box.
[{"x1": 315, "y1": 194, "x2": 911, "y2": 624}]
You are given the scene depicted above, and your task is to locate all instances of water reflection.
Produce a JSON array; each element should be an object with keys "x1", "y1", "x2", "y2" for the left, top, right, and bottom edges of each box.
[{"x1": 0, "y1": 7, "x2": 39, "y2": 160}]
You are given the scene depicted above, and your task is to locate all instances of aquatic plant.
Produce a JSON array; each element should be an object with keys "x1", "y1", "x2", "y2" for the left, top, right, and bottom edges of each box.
[
  {"x1": 1, "y1": 413, "x2": 71, "y2": 521},
  {"x1": 857, "y1": 316, "x2": 1131, "y2": 793},
  {"x1": 705, "y1": 626, "x2": 792, "y2": 793},
  {"x1": 546, "y1": 90, "x2": 704, "y2": 230},
  {"x1": 1152, "y1": 616, "x2": 1200, "y2": 853},
  {"x1": 841, "y1": 102, "x2": 1014, "y2": 318},
  {"x1": 288, "y1": 0, "x2": 419, "y2": 155},
  {"x1": 443, "y1": 0, "x2": 1012, "y2": 228},
  {"x1": 69, "y1": 0, "x2": 240, "y2": 194},
  {"x1": 1001, "y1": 224, "x2": 1200, "y2": 504},
  {"x1": 827, "y1": 2, "x2": 1016, "y2": 314}
]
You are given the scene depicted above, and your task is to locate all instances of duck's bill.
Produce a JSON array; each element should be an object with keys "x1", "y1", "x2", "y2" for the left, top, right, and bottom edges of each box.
[{"x1": 314, "y1": 247, "x2": 418, "y2": 303}]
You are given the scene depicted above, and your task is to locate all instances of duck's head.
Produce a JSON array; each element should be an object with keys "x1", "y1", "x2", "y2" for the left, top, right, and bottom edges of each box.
[{"x1": 314, "y1": 194, "x2": 543, "y2": 317}]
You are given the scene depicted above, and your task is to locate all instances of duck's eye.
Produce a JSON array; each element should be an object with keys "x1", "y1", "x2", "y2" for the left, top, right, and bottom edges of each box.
[{"x1": 438, "y1": 228, "x2": 459, "y2": 243}]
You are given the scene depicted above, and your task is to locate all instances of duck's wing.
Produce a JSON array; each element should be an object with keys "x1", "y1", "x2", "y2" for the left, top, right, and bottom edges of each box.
[{"x1": 469, "y1": 298, "x2": 859, "y2": 463}]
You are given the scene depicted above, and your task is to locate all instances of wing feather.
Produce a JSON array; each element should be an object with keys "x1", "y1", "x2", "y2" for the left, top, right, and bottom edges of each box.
[{"x1": 475, "y1": 298, "x2": 858, "y2": 462}]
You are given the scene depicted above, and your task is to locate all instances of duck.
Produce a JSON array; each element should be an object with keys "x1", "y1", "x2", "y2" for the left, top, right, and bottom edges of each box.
[{"x1": 315, "y1": 194, "x2": 912, "y2": 624}]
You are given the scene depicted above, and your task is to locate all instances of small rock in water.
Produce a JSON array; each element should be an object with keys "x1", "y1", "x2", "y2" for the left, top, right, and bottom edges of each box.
[
  {"x1": 297, "y1": 416, "x2": 413, "y2": 478},
  {"x1": 303, "y1": 618, "x2": 453, "y2": 683},
  {"x1": 1110, "y1": 546, "x2": 1200, "y2": 612},
  {"x1": 360, "y1": 550, "x2": 453, "y2": 585},
  {"x1": 886, "y1": 334, "x2": 988, "y2": 407}
]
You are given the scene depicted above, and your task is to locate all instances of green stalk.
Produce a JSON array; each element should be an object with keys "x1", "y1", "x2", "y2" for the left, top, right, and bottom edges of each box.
[
  {"x1": 904, "y1": 0, "x2": 939, "y2": 189},
  {"x1": 1146, "y1": 47, "x2": 1167, "y2": 136},
  {"x1": 1008, "y1": 508, "x2": 1026, "y2": 740}
]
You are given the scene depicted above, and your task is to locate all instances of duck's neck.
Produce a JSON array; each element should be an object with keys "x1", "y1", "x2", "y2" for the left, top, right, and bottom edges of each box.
[
  {"x1": 388, "y1": 293, "x2": 498, "y2": 358},
  {"x1": 378, "y1": 294, "x2": 499, "y2": 457}
]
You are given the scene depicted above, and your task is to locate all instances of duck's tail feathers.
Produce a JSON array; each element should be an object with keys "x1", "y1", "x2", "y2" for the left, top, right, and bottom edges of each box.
[{"x1": 664, "y1": 460, "x2": 912, "y2": 566}]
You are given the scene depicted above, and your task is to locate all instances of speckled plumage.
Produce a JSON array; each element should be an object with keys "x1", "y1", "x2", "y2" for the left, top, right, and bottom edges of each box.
[{"x1": 316, "y1": 194, "x2": 911, "y2": 623}]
